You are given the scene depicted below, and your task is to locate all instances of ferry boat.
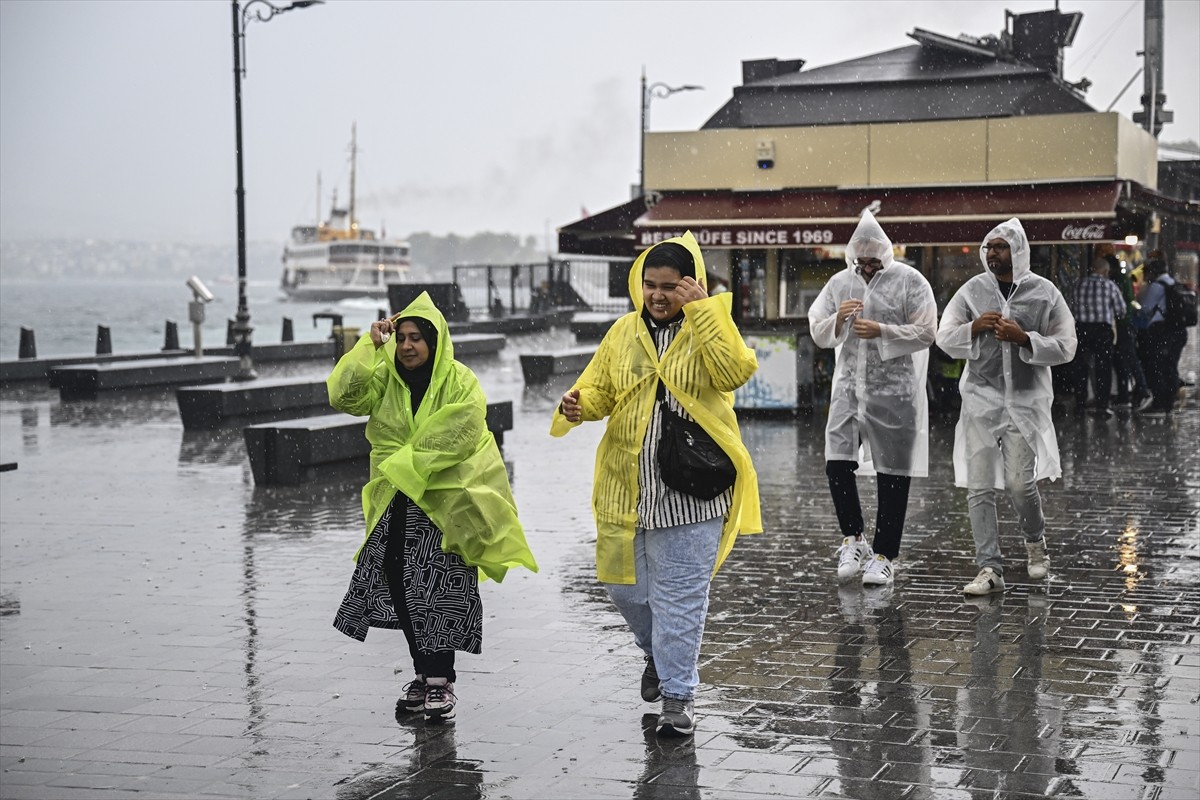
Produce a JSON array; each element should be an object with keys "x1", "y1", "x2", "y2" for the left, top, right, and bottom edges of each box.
[{"x1": 280, "y1": 126, "x2": 411, "y2": 301}]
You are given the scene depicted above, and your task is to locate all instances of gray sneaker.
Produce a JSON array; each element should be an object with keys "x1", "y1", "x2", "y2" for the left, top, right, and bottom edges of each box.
[
  {"x1": 1025, "y1": 538, "x2": 1050, "y2": 580},
  {"x1": 396, "y1": 675, "x2": 426, "y2": 714},
  {"x1": 640, "y1": 656, "x2": 661, "y2": 702},
  {"x1": 656, "y1": 697, "x2": 695, "y2": 737},
  {"x1": 423, "y1": 678, "x2": 456, "y2": 722}
]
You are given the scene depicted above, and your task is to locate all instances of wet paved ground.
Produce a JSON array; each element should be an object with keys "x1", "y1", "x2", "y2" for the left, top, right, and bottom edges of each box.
[{"x1": 1, "y1": 329, "x2": 1198, "y2": 799}]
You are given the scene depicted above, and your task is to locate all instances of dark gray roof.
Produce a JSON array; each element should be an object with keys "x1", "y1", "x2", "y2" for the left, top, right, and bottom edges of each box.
[{"x1": 703, "y1": 44, "x2": 1094, "y2": 128}]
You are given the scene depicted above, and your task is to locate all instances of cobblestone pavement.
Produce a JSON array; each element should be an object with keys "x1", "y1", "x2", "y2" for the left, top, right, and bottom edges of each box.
[{"x1": 1, "y1": 331, "x2": 1197, "y2": 799}]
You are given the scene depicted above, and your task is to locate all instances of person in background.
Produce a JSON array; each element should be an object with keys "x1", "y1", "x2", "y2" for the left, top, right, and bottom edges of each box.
[
  {"x1": 1106, "y1": 252, "x2": 1151, "y2": 410},
  {"x1": 935, "y1": 219, "x2": 1077, "y2": 596},
  {"x1": 551, "y1": 232, "x2": 761, "y2": 737},
  {"x1": 807, "y1": 211, "x2": 937, "y2": 588},
  {"x1": 329, "y1": 292, "x2": 537, "y2": 723},
  {"x1": 1069, "y1": 253, "x2": 1127, "y2": 418},
  {"x1": 1136, "y1": 257, "x2": 1188, "y2": 416}
]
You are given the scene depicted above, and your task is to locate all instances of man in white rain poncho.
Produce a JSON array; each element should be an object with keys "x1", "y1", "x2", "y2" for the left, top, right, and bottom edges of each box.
[
  {"x1": 808, "y1": 211, "x2": 937, "y2": 587},
  {"x1": 935, "y1": 218, "x2": 1077, "y2": 596}
]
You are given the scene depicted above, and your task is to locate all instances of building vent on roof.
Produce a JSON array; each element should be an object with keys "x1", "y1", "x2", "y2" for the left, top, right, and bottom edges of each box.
[{"x1": 741, "y1": 58, "x2": 806, "y2": 86}]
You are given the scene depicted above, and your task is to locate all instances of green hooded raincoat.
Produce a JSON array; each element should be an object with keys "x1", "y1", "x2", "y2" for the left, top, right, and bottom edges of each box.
[
  {"x1": 550, "y1": 232, "x2": 763, "y2": 584},
  {"x1": 327, "y1": 292, "x2": 537, "y2": 582}
]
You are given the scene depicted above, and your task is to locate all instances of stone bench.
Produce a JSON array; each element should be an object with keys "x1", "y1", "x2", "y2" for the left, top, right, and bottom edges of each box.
[
  {"x1": 49, "y1": 356, "x2": 240, "y2": 398},
  {"x1": 518, "y1": 347, "x2": 595, "y2": 384},
  {"x1": 243, "y1": 401, "x2": 514, "y2": 486},
  {"x1": 176, "y1": 377, "x2": 331, "y2": 429}
]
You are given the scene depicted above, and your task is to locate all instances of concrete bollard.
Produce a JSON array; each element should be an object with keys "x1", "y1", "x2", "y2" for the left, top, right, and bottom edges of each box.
[
  {"x1": 226, "y1": 319, "x2": 236, "y2": 346},
  {"x1": 95, "y1": 325, "x2": 112, "y2": 355},
  {"x1": 281, "y1": 317, "x2": 294, "y2": 343},
  {"x1": 18, "y1": 327, "x2": 37, "y2": 359},
  {"x1": 162, "y1": 320, "x2": 180, "y2": 351}
]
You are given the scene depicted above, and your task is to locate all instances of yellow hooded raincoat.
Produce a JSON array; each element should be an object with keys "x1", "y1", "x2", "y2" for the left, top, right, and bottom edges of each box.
[
  {"x1": 550, "y1": 232, "x2": 763, "y2": 584},
  {"x1": 327, "y1": 292, "x2": 537, "y2": 582}
]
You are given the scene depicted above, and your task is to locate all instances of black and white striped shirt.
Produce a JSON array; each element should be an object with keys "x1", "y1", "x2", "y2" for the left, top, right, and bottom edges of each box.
[{"x1": 637, "y1": 316, "x2": 732, "y2": 529}]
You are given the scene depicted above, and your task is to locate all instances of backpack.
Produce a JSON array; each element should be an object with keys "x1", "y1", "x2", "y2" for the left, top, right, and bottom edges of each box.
[{"x1": 1161, "y1": 280, "x2": 1198, "y2": 329}]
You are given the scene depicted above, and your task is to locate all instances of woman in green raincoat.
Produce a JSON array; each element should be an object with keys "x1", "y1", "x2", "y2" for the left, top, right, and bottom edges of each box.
[
  {"x1": 330, "y1": 292, "x2": 537, "y2": 723},
  {"x1": 551, "y1": 232, "x2": 762, "y2": 736}
]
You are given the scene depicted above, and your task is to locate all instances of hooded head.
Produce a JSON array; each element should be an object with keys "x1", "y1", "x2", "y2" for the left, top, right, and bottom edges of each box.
[
  {"x1": 628, "y1": 231, "x2": 708, "y2": 316},
  {"x1": 387, "y1": 291, "x2": 452, "y2": 412},
  {"x1": 845, "y1": 210, "x2": 894, "y2": 280},
  {"x1": 979, "y1": 218, "x2": 1031, "y2": 281}
]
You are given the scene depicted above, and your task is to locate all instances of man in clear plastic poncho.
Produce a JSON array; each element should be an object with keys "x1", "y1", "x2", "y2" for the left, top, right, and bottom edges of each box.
[
  {"x1": 935, "y1": 219, "x2": 1076, "y2": 596},
  {"x1": 551, "y1": 232, "x2": 761, "y2": 737},
  {"x1": 808, "y1": 211, "x2": 937, "y2": 588},
  {"x1": 328, "y1": 291, "x2": 537, "y2": 722}
]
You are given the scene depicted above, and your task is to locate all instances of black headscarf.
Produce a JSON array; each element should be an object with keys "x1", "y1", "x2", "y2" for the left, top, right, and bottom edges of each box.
[{"x1": 393, "y1": 316, "x2": 439, "y2": 413}]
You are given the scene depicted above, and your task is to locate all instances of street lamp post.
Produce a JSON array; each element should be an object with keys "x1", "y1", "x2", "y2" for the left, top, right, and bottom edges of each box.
[
  {"x1": 639, "y1": 69, "x2": 702, "y2": 196},
  {"x1": 230, "y1": 0, "x2": 321, "y2": 381}
]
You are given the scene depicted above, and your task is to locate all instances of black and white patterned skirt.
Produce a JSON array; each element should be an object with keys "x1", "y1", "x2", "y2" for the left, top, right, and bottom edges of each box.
[{"x1": 333, "y1": 496, "x2": 482, "y2": 653}]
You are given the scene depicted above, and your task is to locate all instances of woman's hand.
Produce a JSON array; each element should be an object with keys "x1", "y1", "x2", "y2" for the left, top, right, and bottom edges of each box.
[
  {"x1": 559, "y1": 388, "x2": 582, "y2": 423},
  {"x1": 370, "y1": 318, "x2": 395, "y2": 348},
  {"x1": 676, "y1": 276, "x2": 708, "y2": 306}
]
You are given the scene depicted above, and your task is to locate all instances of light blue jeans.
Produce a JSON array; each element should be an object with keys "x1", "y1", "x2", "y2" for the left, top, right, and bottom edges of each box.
[
  {"x1": 965, "y1": 422, "x2": 1046, "y2": 577},
  {"x1": 605, "y1": 518, "x2": 723, "y2": 701}
]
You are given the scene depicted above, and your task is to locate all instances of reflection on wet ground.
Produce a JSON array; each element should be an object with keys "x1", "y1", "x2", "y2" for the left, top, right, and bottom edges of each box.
[{"x1": 0, "y1": 331, "x2": 1197, "y2": 799}]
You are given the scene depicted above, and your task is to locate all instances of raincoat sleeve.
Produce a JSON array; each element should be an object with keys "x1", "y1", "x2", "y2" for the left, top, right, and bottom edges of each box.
[
  {"x1": 378, "y1": 380, "x2": 485, "y2": 503},
  {"x1": 807, "y1": 279, "x2": 848, "y2": 350},
  {"x1": 935, "y1": 290, "x2": 981, "y2": 361},
  {"x1": 1018, "y1": 288, "x2": 1077, "y2": 367},
  {"x1": 550, "y1": 326, "x2": 619, "y2": 436},
  {"x1": 327, "y1": 333, "x2": 387, "y2": 417},
  {"x1": 684, "y1": 293, "x2": 758, "y2": 392},
  {"x1": 877, "y1": 276, "x2": 937, "y2": 361}
]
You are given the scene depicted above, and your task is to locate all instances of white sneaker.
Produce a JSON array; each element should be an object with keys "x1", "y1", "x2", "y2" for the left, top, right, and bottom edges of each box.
[
  {"x1": 862, "y1": 554, "x2": 894, "y2": 587},
  {"x1": 963, "y1": 567, "x2": 1005, "y2": 596},
  {"x1": 1025, "y1": 538, "x2": 1050, "y2": 580},
  {"x1": 836, "y1": 536, "x2": 872, "y2": 582}
]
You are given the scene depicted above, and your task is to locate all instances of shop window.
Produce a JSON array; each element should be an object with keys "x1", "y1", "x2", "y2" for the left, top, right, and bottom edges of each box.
[
  {"x1": 777, "y1": 248, "x2": 845, "y2": 318},
  {"x1": 932, "y1": 246, "x2": 979, "y2": 310}
]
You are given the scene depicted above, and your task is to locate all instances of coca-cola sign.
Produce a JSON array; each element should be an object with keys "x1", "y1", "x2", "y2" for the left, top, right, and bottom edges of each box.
[{"x1": 1061, "y1": 223, "x2": 1108, "y2": 240}]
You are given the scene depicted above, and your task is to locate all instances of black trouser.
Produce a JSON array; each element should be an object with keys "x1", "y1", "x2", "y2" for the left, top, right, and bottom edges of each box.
[
  {"x1": 1073, "y1": 322, "x2": 1114, "y2": 410},
  {"x1": 1139, "y1": 324, "x2": 1188, "y2": 411},
  {"x1": 1112, "y1": 318, "x2": 1147, "y2": 402},
  {"x1": 826, "y1": 460, "x2": 911, "y2": 560},
  {"x1": 383, "y1": 498, "x2": 456, "y2": 682}
]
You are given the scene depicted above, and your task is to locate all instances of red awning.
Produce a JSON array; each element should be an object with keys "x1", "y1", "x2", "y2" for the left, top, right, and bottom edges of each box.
[{"x1": 632, "y1": 182, "x2": 1126, "y2": 248}]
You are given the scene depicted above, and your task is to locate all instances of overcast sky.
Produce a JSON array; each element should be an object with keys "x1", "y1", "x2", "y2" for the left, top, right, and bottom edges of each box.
[{"x1": 1, "y1": 0, "x2": 1197, "y2": 247}]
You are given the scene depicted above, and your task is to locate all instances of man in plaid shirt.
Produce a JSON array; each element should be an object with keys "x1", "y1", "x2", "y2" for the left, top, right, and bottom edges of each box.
[{"x1": 1070, "y1": 253, "x2": 1128, "y2": 418}]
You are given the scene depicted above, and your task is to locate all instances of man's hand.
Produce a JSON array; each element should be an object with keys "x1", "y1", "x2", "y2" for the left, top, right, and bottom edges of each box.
[
  {"x1": 970, "y1": 312, "x2": 1002, "y2": 337},
  {"x1": 559, "y1": 388, "x2": 582, "y2": 423},
  {"x1": 835, "y1": 299, "x2": 864, "y2": 337},
  {"x1": 852, "y1": 318, "x2": 882, "y2": 339},
  {"x1": 994, "y1": 317, "x2": 1031, "y2": 347}
]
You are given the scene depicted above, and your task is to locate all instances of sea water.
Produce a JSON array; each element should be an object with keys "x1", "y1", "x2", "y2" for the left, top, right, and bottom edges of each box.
[{"x1": 0, "y1": 279, "x2": 394, "y2": 359}]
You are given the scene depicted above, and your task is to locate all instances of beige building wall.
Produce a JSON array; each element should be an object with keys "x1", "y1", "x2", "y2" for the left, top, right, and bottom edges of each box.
[{"x1": 643, "y1": 112, "x2": 1158, "y2": 191}]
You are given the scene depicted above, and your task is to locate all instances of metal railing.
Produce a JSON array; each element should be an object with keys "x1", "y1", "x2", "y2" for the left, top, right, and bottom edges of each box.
[{"x1": 451, "y1": 256, "x2": 632, "y2": 318}]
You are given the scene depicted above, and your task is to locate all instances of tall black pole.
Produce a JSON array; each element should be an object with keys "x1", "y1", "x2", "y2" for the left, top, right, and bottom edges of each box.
[
  {"x1": 231, "y1": 0, "x2": 256, "y2": 380},
  {"x1": 638, "y1": 69, "x2": 646, "y2": 197}
]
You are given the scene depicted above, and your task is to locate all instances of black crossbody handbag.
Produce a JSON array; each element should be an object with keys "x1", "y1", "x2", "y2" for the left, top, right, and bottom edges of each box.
[{"x1": 655, "y1": 381, "x2": 736, "y2": 500}]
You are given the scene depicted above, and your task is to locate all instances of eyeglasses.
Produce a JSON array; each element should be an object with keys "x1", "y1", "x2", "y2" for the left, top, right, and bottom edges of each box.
[
  {"x1": 984, "y1": 243, "x2": 1011, "y2": 252},
  {"x1": 853, "y1": 259, "x2": 883, "y2": 269}
]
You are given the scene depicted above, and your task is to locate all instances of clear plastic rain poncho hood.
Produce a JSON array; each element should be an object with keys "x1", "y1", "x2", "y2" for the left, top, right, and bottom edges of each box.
[
  {"x1": 934, "y1": 218, "x2": 1077, "y2": 489},
  {"x1": 550, "y1": 231, "x2": 762, "y2": 584},
  {"x1": 807, "y1": 211, "x2": 937, "y2": 476},
  {"x1": 327, "y1": 291, "x2": 537, "y2": 581}
]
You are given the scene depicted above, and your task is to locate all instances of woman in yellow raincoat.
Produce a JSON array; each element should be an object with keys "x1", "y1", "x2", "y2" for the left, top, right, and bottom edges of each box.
[
  {"x1": 330, "y1": 292, "x2": 537, "y2": 723},
  {"x1": 551, "y1": 232, "x2": 761, "y2": 736}
]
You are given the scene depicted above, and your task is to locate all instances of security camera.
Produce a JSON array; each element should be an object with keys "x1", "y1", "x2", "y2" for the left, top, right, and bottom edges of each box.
[{"x1": 186, "y1": 275, "x2": 215, "y2": 303}]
